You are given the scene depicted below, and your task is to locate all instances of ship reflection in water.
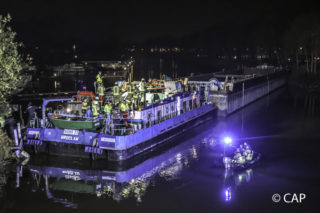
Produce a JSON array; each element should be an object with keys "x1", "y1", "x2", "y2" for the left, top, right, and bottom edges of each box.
[
  {"x1": 15, "y1": 129, "x2": 256, "y2": 208},
  {"x1": 17, "y1": 137, "x2": 218, "y2": 206}
]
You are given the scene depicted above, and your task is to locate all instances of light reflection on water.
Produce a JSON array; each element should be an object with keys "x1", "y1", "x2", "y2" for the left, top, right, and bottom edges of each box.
[{"x1": 2, "y1": 87, "x2": 320, "y2": 212}]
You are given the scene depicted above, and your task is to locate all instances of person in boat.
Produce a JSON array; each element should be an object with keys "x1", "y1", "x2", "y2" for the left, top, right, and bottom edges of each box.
[
  {"x1": 92, "y1": 97, "x2": 100, "y2": 117},
  {"x1": 233, "y1": 148, "x2": 241, "y2": 159},
  {"x1": 243, "y1": 142, "x2": 253, "y2": 161},
  {"x1": 239, "y1": 144, "x2": 245, "y2": 153},
  {"x1": 233, "y1": 148, "x2": 245, "y2": 164},
  {"x1": 245, "y1": 150, "x2": 253, "y2": 161},
  {"x1": 81, "y1": 98, "x2": 89, "y2": 116},
  {"x1": 244, "y1": 142, "x2": 251, "y2": 150}
]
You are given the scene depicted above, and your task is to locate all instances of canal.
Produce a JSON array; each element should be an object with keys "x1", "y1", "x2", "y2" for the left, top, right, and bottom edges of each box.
[{"x1": 1, "y1": 87, "x2": 319, "y2": 213}]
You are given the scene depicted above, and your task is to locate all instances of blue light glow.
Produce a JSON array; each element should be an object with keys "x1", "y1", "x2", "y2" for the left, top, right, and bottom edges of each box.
[
  {"x1": 224, "y1": 187, "x2": 232, "y2": 201},
  {"x1": 224, "y1": 137, "x2": 232, "y2": 144}
]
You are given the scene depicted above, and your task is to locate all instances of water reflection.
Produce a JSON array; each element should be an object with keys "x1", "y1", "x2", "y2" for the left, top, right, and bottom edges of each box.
[{"x1": 222, "y1": 169, "x2": 254, "y2": 202}]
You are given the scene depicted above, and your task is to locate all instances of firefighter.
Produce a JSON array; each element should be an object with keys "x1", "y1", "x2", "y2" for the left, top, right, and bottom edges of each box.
[
  {"x1": 92, "y1": 97, "x2": 100, "y2": 117},
  {"x1": 104, "y1": 102, "x2": 113, "y2": 131},
  {"x1": 81, "y1": 98, "x2": 89, "y2": 115},
  {"x1": 192, "y1": 91, "x2": 197, "y2": 109},
  {"x1": 96, "y1": 71, "x2": 103, "y2": 85},
  {"x1": 133, "y1": 87, "x2": 139, "y2": 109},
  {"x1": 139, "y1": 78, "x2": 146, "y2": 107},
  {"x1": 24, "y1": 102, "x2": 40, "y2": 127},
  {"x1": 113, "y1": 84, "x2": 120, "y2": 106},
  {"x1": 120, "y1": 100, "x2": 129, "y2": 127},
  {"x1": 139, "y1": 78, "x2": 146, "y2": 92},
  {"x1": 233, "y1": 148, "x2": 245, "y2": 164},
  {"x1": 98, "y1": 84, "x2": 105, "y2": 108}
]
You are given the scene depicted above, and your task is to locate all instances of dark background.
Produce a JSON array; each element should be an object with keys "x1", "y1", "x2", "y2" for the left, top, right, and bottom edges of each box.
[{"x1": 1, "y1": 0, "x2": 319, "y2": 65}]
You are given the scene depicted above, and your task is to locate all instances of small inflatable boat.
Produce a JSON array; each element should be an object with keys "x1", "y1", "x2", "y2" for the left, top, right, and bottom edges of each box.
[{"x1": 222, "y1": 151, "x2": 261, "y2": 171}]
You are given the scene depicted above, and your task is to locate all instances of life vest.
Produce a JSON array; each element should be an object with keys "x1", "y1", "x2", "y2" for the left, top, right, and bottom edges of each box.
[
  {"x1": 92, "y1": 104, "x2": 100, "y2": 116},
  {"x1": 127, "y1": 85, "x2": 133, "y2": 94},
  {"x1": 98, "y1": 86, "x2": 105, "y2": 96},
  {"x1": 96, "y1": 74, "x2": 102, "y2": 84},
  {"x1": 104, "y1": 104, "x2": 112, "y2": 114},
  {"x1": 139, "y1": 82, "x2": 145, "y2": 92},
  {"x1": 113, "y1": 86, "x2": 120, "y2": 96},
  {"x1": 125, "y1": 103, "x2": 130, "y2": 111},
  {"x1": 82, "y1": 102, "x2": 88, "y2": 110},
  {"x1": 120, "y1": 103, "x2": 127, "y2": 112}
]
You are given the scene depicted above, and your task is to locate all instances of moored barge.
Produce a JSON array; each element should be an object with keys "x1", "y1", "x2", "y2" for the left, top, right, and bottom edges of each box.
[{"x1": 24, "y1": 78, "x2": 216, "y2": 161}]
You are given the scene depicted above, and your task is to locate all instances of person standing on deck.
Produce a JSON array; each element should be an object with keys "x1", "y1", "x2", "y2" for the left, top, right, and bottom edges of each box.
[
  {"x1": 81, "y1": 98, "x2": 89, "y2": 116},
  {"x1": 98, "y1": 85, "x2": 105, "y2": 109},
  {"x1": 139, "y1": 78, "x2": 146, "y2": 107},
  {"x1": 104, "y1": 102, "x2": 113, "y2": 131},
  {"x1": 192, "y1": 91, "x2": 197, "y2": 109},
  {"x1": 96, "y1": 71, "x2": 103, "y2": 86},
  {"x1": 113, "y1": 83, "x2": 120, "y2": 106},
  {"x1": 120, "y1": 100, "x2": 129, "y2": 127},
  {"x1": 92, "y1": 97, "x2": 100, "y2": 117},
  {"x1": 24, "y1": 102, "x2": 40, "y2": 127}
]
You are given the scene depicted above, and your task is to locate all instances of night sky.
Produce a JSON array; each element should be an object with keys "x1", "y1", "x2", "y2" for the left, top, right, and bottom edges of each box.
[{"x1": 1, "y1": 0, "x2": 319, "y2": 59}]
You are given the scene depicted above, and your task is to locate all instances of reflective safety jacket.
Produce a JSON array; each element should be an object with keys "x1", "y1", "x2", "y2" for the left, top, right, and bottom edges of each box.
[
  {"x1": 96, "y1": 74, "x2": 102, "y2": 84},
  {"x1": 104, "y1": 104, "x2": 112, "y2": 115},
  {"x1": 125, "y1": 103, "x2": 130, "y2": 111},
  {"x1": 92, "y1": 103, "x2": 100, "y2": 116},
  {"x1": 113, "y1": 86, "x2": 120, "y2": 96},
  {"x1": 82, "y1": 102, "x2": 88, "y2": 110},
  {"x1": 120, "y1": 103, "x2": 127, "y2": 112},
  {"x1": 98, "y1": 86, "x2": 105, "y2": 96},
  {"x1": 139, "y1": 82, "x2": 145, "y2": 92}
]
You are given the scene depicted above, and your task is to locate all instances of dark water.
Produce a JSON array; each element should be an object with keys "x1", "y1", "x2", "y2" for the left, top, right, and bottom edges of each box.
[{"x1": 1, "y1": 87, "x2": 320, "y2": 213}]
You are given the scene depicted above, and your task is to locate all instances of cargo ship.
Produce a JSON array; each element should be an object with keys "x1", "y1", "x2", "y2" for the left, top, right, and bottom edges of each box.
[{"x1": 24, "y1": 78, "x2": 216, "y2": 161}]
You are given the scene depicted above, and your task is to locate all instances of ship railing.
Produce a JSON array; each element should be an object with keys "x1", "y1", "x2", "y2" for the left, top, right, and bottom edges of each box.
[
  {"x1": 104, "y1": 120, "x2": 136, "y2": 136},
  {"x1": 103, "y1": 98, "x2": 204, "y2": 135}
]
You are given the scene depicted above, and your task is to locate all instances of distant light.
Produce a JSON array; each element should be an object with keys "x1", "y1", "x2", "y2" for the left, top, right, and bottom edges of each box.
[
  {"x1": 66, "y1": 108, "x2": 71, "y2": 113},
  {"x1": 224, "y1": 137, "x2": 232, "y2": 144}
]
